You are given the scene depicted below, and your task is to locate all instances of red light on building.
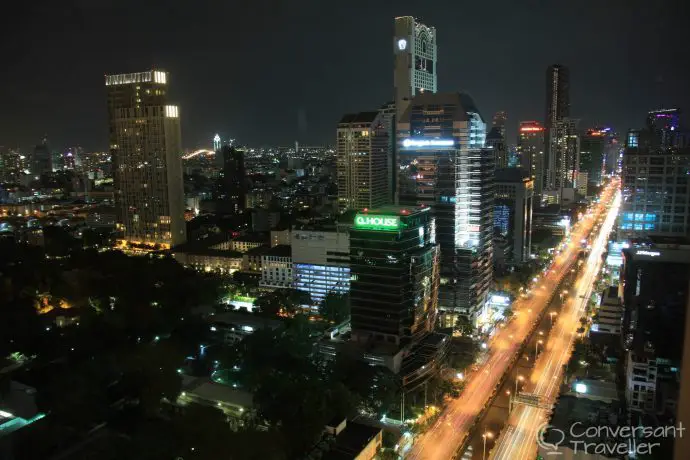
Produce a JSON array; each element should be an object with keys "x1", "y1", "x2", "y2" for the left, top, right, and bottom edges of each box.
[{"x1": 520, "y1": 126, "x2": 544, "y2": 133}]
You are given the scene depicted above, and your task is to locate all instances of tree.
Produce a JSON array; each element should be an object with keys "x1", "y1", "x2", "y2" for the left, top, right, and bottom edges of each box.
[
  {"x1": 503, "y1": 308, "x2": 514, "y2": 321},
  {"x1": 319, "y1": 293, "x2": 350, "y2": 324},
  {"x1": 455, "y1": 315, "x2": 473, "y2": 335}
]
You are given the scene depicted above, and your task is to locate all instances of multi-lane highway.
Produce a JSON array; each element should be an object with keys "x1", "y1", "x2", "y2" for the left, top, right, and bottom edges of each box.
[
  {"x1": 490, "y1": 185, "x2": 621, "y2": 460},
  {"x1": 407, "y1": 182, "x2": 619, "y2": 460}
]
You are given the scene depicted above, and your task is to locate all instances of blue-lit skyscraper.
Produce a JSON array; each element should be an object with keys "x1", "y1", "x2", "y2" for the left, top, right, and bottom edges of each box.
[{"x1": 397, "y1": 92, "x2": 493, "y2": 327}]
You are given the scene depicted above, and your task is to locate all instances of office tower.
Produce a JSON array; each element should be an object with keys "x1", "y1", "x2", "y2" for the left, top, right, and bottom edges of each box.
[
  {"x1": 292, "y1": 227, "x2": 350, "y2": 305},
  {"x1": 106, "y1": 70, "x2": 186, "y2": 249},
  {"x1": 219, "y1": 145, "x2": 246, "y2": 215},
  {"x1": 63, "y1": 147, "x2": 82, "y2": 170},
  {"x1": 580, "y1": 127, "x2": 608, "y2": 187},
  {"x1": 604, "y1": 131, "x2": 622, "y2": 175},
  {"x1": 336, "y1": 111, "x2": 389, "y2": 212},
  {"x1": 494, "y1": 168, "x2": 534, "y2": 263},
  {"x1": 213, "y1": 134, "x2": 221, "y2": 152},
  {"x1": 621, "y1": 240, "x2": 690, "y2": 415},
  {"x1": 486, "y1": 111, "x2": 508, "y2": 169},
  {"x1": 620, "y1": 111, "x2": 690, "y2": 240},
  {"x1": 397, "y1": 92, "x2": 492, "y2": 326},
  {"x1": 393, "y1": 16, "x2": 437, "y2": 118},
  {"x1": 349, "y1": 206, "x2": 439, "y2": 346},
  {"x1": 31, "y1": 136, "x2": 51, "y2": 177},
  {"x1": 517, "y1": 121, "x2": 545, "y2": 195}
]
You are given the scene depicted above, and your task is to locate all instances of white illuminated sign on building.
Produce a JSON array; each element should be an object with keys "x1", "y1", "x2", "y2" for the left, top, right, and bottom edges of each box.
[
  {"x1": 636, "y1": 250, "x2": 661, "y2": 257},
  {"x1": 574, "y1": 383, "x2": 587, "y2": 394},
  {"x1": 397, "y1": 38, "x2": 407, "y2": 51},
  {"x1": 402, "y1": 138, "x2": 455, "y2": 148}
]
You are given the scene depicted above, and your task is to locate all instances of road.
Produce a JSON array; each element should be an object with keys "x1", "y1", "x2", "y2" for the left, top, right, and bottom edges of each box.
[
  {"x1": 407, "y1": 182, "x2": 618, "y2": 460},
  {"x1": 490, "y1": 185, "x2": 621, "y2": 460}
]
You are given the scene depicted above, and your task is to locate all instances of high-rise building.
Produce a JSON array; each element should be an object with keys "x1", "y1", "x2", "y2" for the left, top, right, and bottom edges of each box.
[
  {"x1": 397, "y1": 92, "x2": 492, "y2": 326},
  {"x1": 486, "y1": 112, "x2": 508, "y2": 169},
  {"x1": 545, "y1": 64, "x2": 570, "y2": 131},
  {"x1": 545, "y1": 64, "x2": 570, "y2": 197},
  {"x1": 646, "y1": 108, "x2": 685, "y2": 148},
  {"x1": 378, "y1": 101, "x2": 397, "y2": 204},
  {"x1": 106, "y1": 70, "x2": 186, "y2": 249},
  {"x1": 349, "y1": 206, "x2": 439, "y2": 347},
  {"x1": 336, "y1": 111, "x2": 389, "y2": 212},
  {"x1": 393, "y1": 16, "x2": 437, "y2": 118},
  {"x1": 620, "y1": 110, "x2": 690, "y2": 240},
  {"x1": 580, "y1": 127, "x2": 608, "y2": 187},
  {"x1": 494, "y1": 168, "x2": 534, "y2": 263},
  {"x1": 517, "y1": 121, "x2": 546, "y2": 195},
  {"x1": 31, "y1": 136, "x2": 51, "y2": 178},
  {"x1": 0, "y1": 147, "x2": 24, "y2": 183},
  {"x1": 547, "y1": 117, "x2": 580, "y2": 193},
  {"x1": 219, "y1": 145, "x2": 246, "y2": 215}
]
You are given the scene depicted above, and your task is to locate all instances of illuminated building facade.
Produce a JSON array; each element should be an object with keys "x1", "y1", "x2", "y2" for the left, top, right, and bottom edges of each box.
[
  {"x1": 397, "y1": 92, "x2": 492, "y2": 326},
  {"x1": 620, "y1": 110, "x2": 690, "y2": 240},
  {"x1": 393, "y1": 16, "x2": 437, "y2": 118},
  {"x1": 106, "y1": 70, "x2": 186, "y2": 249},
  {"x1": 336, "y1": 111, "x2": 389, "y2": 212},
  {"x1": 494, "y1": 168, "x2": 534, "y2": 263},
  {"x1": 349, "y1": 206, "x2": 439, "y2": 346},
  {"x1": 292, "y1": 228, "x2": 350, "y2": 304},
  {"x1": 517, "y1": 121, "x2": 546, "y2": 195},
  {"x1": 548, "y1": 117, "x2": 580, "y2": 193}
]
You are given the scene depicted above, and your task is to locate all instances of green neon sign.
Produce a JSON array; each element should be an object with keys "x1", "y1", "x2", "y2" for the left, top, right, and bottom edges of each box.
[{"x1": 354, "y1": 214, "x2": 401, "y2": 231}]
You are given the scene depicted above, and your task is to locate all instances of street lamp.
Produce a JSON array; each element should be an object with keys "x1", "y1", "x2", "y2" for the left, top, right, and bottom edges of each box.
[
  {"x1": 482, "y1": 431, "x2": 494, "y2": 460},
  {"x1": 549, "y1": 311, "x2": 557, "y2": 326},
  {"x1": 515, "y1": 375, "x2": 524, "y2": 395},
  {"x1": 536, "y1": 339, "x2": 543, "y2": 357}
]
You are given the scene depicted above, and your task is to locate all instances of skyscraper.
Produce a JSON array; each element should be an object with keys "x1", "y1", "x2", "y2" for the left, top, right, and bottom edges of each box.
[
  {"x1": 31, "y1": 136, "x2": 51, "y2": 178},
  {"x1": 545, "y1": 64, "x2": 570, "y2": 198},
  {"x1": 336, "y1": 111, "x2": 389, "y2": 212},
  {"x1": 106, "y1": 70, "x2": 186, "y2": 249},
  {"x1": 393, "y1": 16, "x2": 437, "y2": 118},
  {"x1": 517, "y1": 121, "x2": 545, "y2": 195},
  {"x1": 620, "y1": 110, "x2": 690, "y2": 239},
  {"x1": 580, "y1": 127, "x2": 608, "y2": 187},
  {"x1": 397, "y1": 92, "x2": 492, "y2": 326},
  {"x1": 486, "y1": 111, "x2": 508, "y2": 169},
  {"x1": 219, "y1": 145, "x2": 246, "y2": 215},
  {"x1": 494, "y1": 168, "x2": 534, "y2": 263},
  {"x1": 349, "y1": 206, "x2": 439, "y2": 347}
]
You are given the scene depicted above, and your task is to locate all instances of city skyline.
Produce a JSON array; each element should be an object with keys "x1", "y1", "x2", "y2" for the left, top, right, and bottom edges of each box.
[{"x1": 1, "y1": 0, "x2": 687, "y2": 151}]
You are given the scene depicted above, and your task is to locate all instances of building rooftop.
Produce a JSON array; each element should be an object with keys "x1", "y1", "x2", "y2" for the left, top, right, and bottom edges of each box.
[
  {"x1": 399, "y1": 91, "x2": 483, "y2": 123},
  {"x1": 338, "y1": 111, "x2": 380, "y2": 125},
  {"x1": 264, "y1": 244, "x2": 291, "y2": 258},
  {"x1": 357, "y1": 205, "x2": 431, "y2": 217},
  {"x1": 331, "y1": 421, "x2": 381, "y2": 459}
]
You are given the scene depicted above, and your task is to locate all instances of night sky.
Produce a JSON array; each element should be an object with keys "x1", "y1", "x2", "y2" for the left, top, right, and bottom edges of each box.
[{"x1": 1, "y1": 0, "x2": 687, "y2": 152}]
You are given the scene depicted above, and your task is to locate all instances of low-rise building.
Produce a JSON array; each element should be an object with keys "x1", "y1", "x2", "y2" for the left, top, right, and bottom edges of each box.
[
  {"x1": 260, "y1": 245, "x2": 292, "y2": 290},
  {"x1": 591, "y1": 286, "x2": 623, "y2": 337}
]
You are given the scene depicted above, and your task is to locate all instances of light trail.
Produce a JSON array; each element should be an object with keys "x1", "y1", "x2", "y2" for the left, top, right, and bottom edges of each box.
[
  {"x1": 491, "y1": 184, "x2": 621, "y2": 460},
  {"x1": 405, "y1": 184, "x2": 618, "y2": 460},
  {"x1": 181, "y1": 149, "x2": 215, "y2": 160}
]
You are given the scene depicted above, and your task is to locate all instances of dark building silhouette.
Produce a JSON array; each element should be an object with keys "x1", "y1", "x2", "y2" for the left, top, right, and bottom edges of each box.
[
  {"x1": 31, "y1": 136, "x2": 52, "y2": 177},
  {"x1": 219, "y1": 145, "x2": 246, "y2": 215}
]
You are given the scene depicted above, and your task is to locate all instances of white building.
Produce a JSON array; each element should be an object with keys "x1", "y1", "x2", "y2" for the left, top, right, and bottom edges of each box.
[
  {"x1": 260, "y1": 245, "x2": 292, "y2": 290},
  {"x1": 393, "y1": 16, "x2": 437, "y2": 118},
  {"x1": 292, "y1": 228, "x2": 350, "y2": 304},
  {"x1": 591, "y1": 286, "x2": 623, "y2": 336}
]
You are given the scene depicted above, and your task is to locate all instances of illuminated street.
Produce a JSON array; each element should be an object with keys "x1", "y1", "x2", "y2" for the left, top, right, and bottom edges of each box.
[
  {"x1": 407, "y1": 182, "x2": 618, "y2": 460},
  {"x1": 490, "y1": 185, "x2": 621, "y2": 460}
]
